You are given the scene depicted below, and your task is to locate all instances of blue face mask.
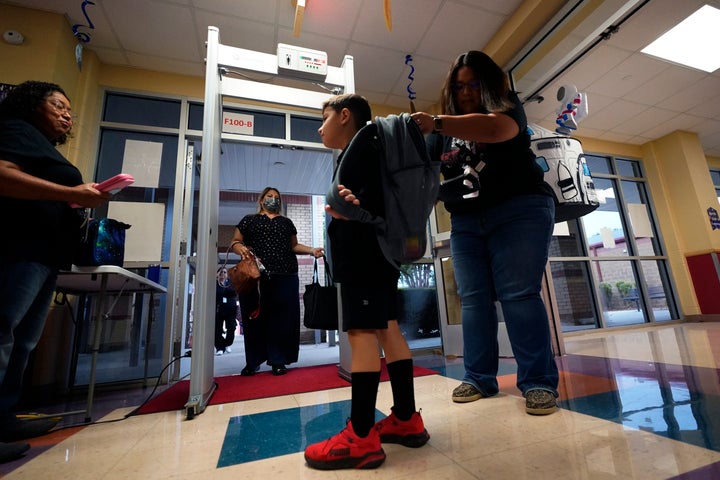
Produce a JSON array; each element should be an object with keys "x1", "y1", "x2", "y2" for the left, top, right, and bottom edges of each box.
[{"x1": 263, "y1": 196, "x2": 281, "y2": 213}]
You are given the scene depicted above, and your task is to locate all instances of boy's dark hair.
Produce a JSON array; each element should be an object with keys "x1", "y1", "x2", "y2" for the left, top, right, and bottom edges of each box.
[
  {"x1": 440, "y1": 50, "x2": 513, "y2": 116},
  {"x1": 0, "y1": 80, "x2": 71, "y2": 145},
  {"x1": 322, "y1": 93, "x2": 371, "y2": 131}
]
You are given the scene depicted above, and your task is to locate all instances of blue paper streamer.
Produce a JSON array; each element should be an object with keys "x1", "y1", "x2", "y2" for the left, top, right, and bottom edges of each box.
[
  {"x1": 405, "y1": 54, "x2": 416, "y2": 100},
  {"x1": 72, "y1": 0, "x2": 96, "y2": 43}
]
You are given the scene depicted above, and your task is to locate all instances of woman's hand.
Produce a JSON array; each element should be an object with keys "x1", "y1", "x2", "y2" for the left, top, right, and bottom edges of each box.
[
  {"x1": 411, "y1": 112, "x2": 434, "y2": 135},
  {"x1": 0, "y1": 161, "x2": 111, "y2": 206},
  {"x1": 68, "y1": 183, "x2": 112, "y2": 208},
  {"x1": 311, "y1": 247, "x2": 325, "y2": 258}
]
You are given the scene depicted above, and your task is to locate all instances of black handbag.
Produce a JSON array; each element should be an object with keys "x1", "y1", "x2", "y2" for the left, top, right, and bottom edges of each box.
[
  {"x1": 74, "y1": 218, "x2": 131, "y2": 267},
  {"x1": 303, "y1": 257, "x2": 338, "y2": 330}
]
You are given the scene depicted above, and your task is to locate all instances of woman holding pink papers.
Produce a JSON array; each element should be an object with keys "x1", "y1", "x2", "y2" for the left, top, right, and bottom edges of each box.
[{"x1": 0, "y1": 80, "x2": 110, "y2": 463}]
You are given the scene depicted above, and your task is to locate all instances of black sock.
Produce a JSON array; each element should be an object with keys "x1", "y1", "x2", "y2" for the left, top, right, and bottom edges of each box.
[
  {"x1": 386, "y1": 358, "x2": 416, "y2": 421},
  {"x1": 350, "y1": 371, "x2": 381, "y2": 437}
]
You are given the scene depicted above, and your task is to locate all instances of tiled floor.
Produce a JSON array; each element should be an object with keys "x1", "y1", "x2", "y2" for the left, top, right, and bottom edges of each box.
[{"x1": 2, "y1": 322, "x2": 720, "y2": 479}]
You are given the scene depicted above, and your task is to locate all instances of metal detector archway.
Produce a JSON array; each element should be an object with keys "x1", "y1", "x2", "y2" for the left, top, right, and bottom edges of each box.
[{"x1": 185, "y1": 26, "x2": 354, "y2": 418}]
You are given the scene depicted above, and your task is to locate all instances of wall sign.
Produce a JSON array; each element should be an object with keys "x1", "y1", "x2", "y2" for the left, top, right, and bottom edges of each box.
[{"x1": 222, "y1": 112, "x2": 255, "y2": 135}]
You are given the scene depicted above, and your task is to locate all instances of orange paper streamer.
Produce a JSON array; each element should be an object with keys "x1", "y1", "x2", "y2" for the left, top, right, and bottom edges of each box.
[{"x1": 384, "y1": 0, "x2": 392, "y2": 32}]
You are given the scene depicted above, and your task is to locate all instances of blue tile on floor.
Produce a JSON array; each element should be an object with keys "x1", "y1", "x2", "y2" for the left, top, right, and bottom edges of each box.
[{"x1": 217, "y1": 400, "x2": 385, "y2": 468}]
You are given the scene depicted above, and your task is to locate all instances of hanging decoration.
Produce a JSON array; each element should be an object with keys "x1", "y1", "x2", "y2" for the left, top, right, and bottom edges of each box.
[
  {"x1": 384, "y1": 0, "x2": 392, "y2": 32},
  {"x1": 554, "y1": 84, "x2": 588, "y2": 135},
  {"x1": 71, "y1": 0, "x2": 96, "y2": 71},
  {"x1": 405, "y1": 54, "x2": 416, "y2": 112}
]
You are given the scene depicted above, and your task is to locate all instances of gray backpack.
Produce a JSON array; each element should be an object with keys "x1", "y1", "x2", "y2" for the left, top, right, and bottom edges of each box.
[{"x1": 327, "y1": 113, "x2": 440, "y2": 269}]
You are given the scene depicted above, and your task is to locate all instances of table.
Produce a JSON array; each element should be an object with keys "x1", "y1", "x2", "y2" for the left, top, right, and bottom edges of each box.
[{"x1": 55, "y1": 265, "x2": 166, "y2": 422}]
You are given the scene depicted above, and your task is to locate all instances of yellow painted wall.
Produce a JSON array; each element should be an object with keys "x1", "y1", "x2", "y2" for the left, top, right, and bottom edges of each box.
[{"x1": 0, "y1": 4, "x2": 103, "y2": 179}]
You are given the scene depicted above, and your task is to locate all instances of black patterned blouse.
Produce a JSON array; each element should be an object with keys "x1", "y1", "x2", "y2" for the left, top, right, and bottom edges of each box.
[{"x1": 236, "y1": 214, "x2": 299, "y2": 274}]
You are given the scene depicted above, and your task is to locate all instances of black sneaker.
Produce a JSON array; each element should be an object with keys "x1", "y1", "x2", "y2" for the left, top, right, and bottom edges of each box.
[
  {"x1": 525, "y1": 389, "x2": 558, "y2": 415},
  {"x1": 0, "y1": 442, "x2": 30, "y2": 464}
]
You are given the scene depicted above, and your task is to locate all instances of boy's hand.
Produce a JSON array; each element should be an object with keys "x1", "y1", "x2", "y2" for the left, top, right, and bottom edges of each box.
[
  {"x1": 325, "y1": 184, "x2": 360, "y2": 220},
  {"x1": 336, "y1": 184, "x2": 360, "y2": 205},
  {"x1": 324, "y1": 204, "x2": 348, "y2": 220}
]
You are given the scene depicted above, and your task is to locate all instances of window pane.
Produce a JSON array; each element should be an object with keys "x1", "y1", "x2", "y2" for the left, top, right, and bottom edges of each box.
[
  {"x1": 103, "y1": 93, "x2": 180, "y2": 128},
  {"x1": 621, "y1": 180, "x2": 663, "y2": 256},
  {"x1": 585, "y1": 154, "x2": 611, "y2": 174},
  {"x1": 439, "y1": 257, "x2": 461, "y2": 326},
  {"x1": 550, "y1": 261, "x2": 599, "y2": 332},
  {"x1": 616, "y1": 159, "x2": 642, "y2": 178},
  {"x1": 639, "y1": 260, "x2": 679, "y2": 321},
  {"x1": 397, "y1": 264, "x2": 440, "y2": 343},
  {"x1": 592, "y1": 260, "x2": 646, "y2": 327},
  {"x1": 290, "y1": 115, "x2": 322, "y2": 142},
  {"x1": 188, "y1": 102, "x2": 203, "y2": 130},
  {"x1": 582, "y1": 178, "x2": 629, "y2": 257},
  {"x1": 710, "y1": 170, "x2": 720, "y2": 186},
  {"x1": 549, "y1": 221, "x2": 586, "y2": 257},
  {"x1": 96, "y1": 129, "x2": 179, "y2": 188}
]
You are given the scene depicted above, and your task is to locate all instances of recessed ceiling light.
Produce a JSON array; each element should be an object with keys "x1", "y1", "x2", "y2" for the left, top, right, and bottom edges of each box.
[{"x1": 641, "y1": 4, "x2": 720, "y2": 73}]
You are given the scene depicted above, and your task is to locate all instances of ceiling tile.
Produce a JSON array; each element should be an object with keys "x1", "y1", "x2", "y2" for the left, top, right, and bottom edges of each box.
[
  {"x1": 352, "y1": 0, "x2": 440, "y2": 52},
  {"x1": 624, "y1": 66, "x2": 706, "y2": 107},
  {"x1": 587, "y1": 53, "x2": 669, "y2": 98},
  {"x1": 616, "y1": 107, "x2": 679, "y2": 136},
  {"x1": 102, "y1": 0, "x2": 201, "y2": 61},
  {"x1": 416, "y1": 1, "x2": 503, "y2": 60}
]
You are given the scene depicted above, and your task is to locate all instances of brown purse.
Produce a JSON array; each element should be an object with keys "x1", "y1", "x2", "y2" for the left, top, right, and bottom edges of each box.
[{"x1": 224, "y1": 241, "x2": 264, "y2": 295}]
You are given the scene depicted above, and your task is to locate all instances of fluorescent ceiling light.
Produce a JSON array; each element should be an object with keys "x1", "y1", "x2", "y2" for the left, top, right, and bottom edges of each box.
[{"x1": 641, "y1": 4, "x2": 720, "y2": 73}]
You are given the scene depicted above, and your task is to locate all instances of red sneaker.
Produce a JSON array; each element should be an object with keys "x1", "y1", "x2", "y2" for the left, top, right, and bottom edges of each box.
[
  {"x1": 304, "y1": 420, "x2": 386, "y2": 470},
  {"x1": 374, "y1": 408, "x2": 430, "y2": 448}
]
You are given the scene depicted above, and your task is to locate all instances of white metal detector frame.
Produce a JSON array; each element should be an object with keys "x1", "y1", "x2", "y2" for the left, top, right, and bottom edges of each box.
[{"x1": 185, "y1": 26, "x2": 355, "y2": 418}]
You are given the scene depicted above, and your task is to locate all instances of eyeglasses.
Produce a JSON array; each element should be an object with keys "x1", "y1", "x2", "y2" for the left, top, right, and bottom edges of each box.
[
  {"x1": 451, "y1": 81, "x2": 481, "y2": 92},
  {"x1": 46, "y1": 98, "x2": 73, "y2": 115}
]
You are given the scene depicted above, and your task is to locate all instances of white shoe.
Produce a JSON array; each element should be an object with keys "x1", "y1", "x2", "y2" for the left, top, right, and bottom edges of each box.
[
  {"x1": 215, "y1": 349, "x2": 224, "y2": 356},
  {"x1": 225, "y1": 346, "x2": 232, "y2": 353}
]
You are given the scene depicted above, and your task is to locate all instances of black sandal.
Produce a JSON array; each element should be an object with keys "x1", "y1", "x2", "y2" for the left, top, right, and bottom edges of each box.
[{"x1": 271, "y1": 365, "x2": 287, "y2": 376}]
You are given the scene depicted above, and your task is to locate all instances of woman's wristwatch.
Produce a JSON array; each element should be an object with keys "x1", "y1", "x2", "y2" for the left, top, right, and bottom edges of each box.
[{"x1": 432, "y1": 115, "x2": 443, "y2": 134}]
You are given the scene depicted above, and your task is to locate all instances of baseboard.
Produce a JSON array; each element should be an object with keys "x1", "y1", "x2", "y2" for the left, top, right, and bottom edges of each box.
[{"x1": 684, "y1": 314, "x2": 720, "y2": 323}]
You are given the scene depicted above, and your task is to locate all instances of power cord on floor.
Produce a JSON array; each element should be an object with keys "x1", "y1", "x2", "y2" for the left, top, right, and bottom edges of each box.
[
  {"x1": 124, "y1": 350, "x2": 192, "y2": 418},
  {"x1": 48, "y1": 351, "x2": 192, "y2": 430}
]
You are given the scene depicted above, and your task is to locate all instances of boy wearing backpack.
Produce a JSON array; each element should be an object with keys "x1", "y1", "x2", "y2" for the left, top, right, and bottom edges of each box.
[{"x1": 304, "y1": 94, "x2": 430, "y2": 470}]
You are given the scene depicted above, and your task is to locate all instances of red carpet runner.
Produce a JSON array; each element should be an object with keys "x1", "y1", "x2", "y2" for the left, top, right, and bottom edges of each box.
[{"x1": 135, "y1": 362, "x2": 438, "y2": 415}]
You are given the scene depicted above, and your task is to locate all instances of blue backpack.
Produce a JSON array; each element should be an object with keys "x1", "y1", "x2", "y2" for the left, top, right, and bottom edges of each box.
[{"x1": 327, "y1": 113, "x2": 440, "y2": 269}]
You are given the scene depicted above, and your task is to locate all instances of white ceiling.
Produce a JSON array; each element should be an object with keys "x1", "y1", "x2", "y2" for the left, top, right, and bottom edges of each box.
[{"x1": 3, "y1": 0, "x2": 720, "y2": 174}]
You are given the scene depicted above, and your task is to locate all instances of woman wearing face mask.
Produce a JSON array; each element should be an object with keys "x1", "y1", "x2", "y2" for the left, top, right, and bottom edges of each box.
[{"x1": 231, "y1": 187, "x2": 324, "y2": 376}]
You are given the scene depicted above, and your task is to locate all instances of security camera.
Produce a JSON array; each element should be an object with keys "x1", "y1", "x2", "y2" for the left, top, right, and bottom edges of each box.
[{"x1": 3, "y1": 30, "x2": 24, "y2": 45}]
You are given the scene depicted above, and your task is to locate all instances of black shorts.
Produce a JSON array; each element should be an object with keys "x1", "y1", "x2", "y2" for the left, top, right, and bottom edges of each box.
[{"x1": 339, "y1": 273, "x2": 399, "y2": 331}]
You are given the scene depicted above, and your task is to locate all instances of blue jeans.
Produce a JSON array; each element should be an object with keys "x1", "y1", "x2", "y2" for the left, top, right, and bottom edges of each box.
[
  {"x1": 450, "y1": 195, "x2": 559, "y2": 397},
  {"x1": 0, "y1": 261, "x2": 57, "y2": 423}
]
